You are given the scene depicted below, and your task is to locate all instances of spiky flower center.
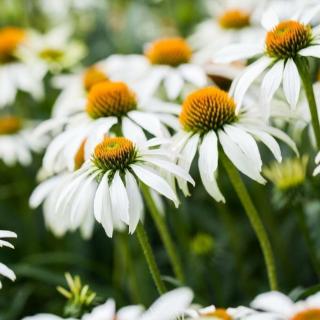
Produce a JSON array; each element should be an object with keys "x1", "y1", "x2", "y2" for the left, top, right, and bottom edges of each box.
[
  {"x1": 266, "y1": 20, "x2": 312, "y2": 59},
  {"x1": 86, "y1": 82, "x2": 137, "y2": 119},
  {"x1": 202, "y1": 308, "x2": 232, "y2": 320},
  {"x1": 93, "y1": 137, "x2": 137, "y2": 172},
  {"x1": 145, "y1": 37, "x2": 192, "y2": 67},
  {"x1": 74, "y1": 139, "x2": 86, "y2": 170},
  {"x1": 291, "y1": 309, "x2": 320, "y2": 320},
  {"x1": 0, "y1": 27, "x2": 25, "y2": 63},
  {"x1": 219, "y1": 9, "x2": 250, "y2": 29},
  {"x1": 0, "y1": 116, "x2": 22, "y2": 135},
  {"x1": 38, "y1": 48, "x2": 65, "y2": 62},
  {"x1": 179, "y1": 87, "x2": 237, "y2": 133},
  {"x1": 83, "y1": 66, "x2": 108, "y2": 92}
]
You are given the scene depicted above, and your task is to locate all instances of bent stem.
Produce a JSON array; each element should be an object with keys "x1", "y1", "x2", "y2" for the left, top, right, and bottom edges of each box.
[
  {"x1": 136, "y1": 222, "x2": 167, "y2": 294},
  {"x1": 221, "y1": 152, "x2": 278, "y2": 290},
  {"x1": 141, "y1": 183, "x2": 185, "y2": 284},
  {"x1": 296, "y1": 57, "x2": 320, "y2": 150}
]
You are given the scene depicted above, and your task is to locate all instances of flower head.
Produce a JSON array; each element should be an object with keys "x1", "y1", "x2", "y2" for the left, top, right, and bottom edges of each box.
[
  {"x1": 83, "y1": 66, "x2": 109, "y2": 92},
  {"x1": 0, "y1": 27, "x2": 25, "y2": 63},
  {"x1": 218, "y1": 9, "x2": 251, "y2": 30}
]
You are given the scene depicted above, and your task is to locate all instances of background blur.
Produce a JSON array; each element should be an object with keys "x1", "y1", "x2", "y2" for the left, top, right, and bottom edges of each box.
[{"x1": 1, "y1": 0, "x2": 320, "y2": 319}]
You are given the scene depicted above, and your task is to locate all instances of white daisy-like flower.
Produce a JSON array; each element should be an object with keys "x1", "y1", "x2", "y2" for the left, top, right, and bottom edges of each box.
[
  {"x1": 189, "y1": 0, "x2": 265, "y2": 64},
  {"x1": 251, "y1": 291, "x2": 320, "y2": 320},
  {"x1": 37, "y1": 81, "x2": 180, "y2": 174},
  {"x1": 0, "y1": 27, "x2": 44, "y2": 108},
  {"x1": 214, "y1": 6, "x2": 320, "y2": 110},
  {"x1": 53, "y1": 136, "x2": 194, "y2": 237},
  {"x1": 20, "y1": 25, "x2": 86, "y2": 74},
  {"x1": 0, "y1": 116, "x2": 36, "y2": 166},
  {"x1": 50, "y1": 54, "x2": 150, "y2": 118},
  {"x1": 133, "y1": 37, "x2": 208, "y2": 101},
  {"x1": 0, "y1": 230, "x2": 17, "y2": 289},
  {"x1": 22, "y1": 315, "x2": 75, "y2": 320},
  {"x1": 186, "y1": 304, "x2": 257, "y2": 319},
  {"x1": 173, "y1": 86, "x2": 297, "y2": 202}
]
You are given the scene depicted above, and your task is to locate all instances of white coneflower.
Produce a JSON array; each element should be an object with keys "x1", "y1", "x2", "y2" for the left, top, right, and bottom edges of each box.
[
  {"x1": 0, "y1": 230, "x2": 17, "y2": 289},
  {"x1": 214, "y1": 7, "x2": 320, "y2": 109},
  {"x1": 20, "y1": 25, "x2": 86, "y2": 74},
  {"x1": 174, "y1": 86, "x2": 296, "y2": 202},
  {"x1": 251, "y1": 291, "x2": 320, "y2": 320},
  {"x1": 38, "y1": 81, "x2": 180, "y2": 174},
  {"x1": 53, "y1": 137, "x2": 193, "y2": 237},
  {"x1": 0, "y1": 116, "x2": 35, "y2": 166},
  {"x1": 0, "y1": 27, "x2": 44, "y2": 108},
  {"x1": 133, "y1": 37, "x2": 208, "y2": 101}
]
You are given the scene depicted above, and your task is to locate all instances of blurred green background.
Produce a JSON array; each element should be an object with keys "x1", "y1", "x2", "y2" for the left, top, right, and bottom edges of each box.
[{"x1": 1, "y1": 0, "x2": 320, "y2": 319}]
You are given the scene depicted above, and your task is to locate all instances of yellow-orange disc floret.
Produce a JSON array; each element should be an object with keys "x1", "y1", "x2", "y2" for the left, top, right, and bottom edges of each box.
[
  {"x1": 93, "y1": 137, "x2": 137, "y2": 172},
  {"x1": 0, "y1": 27, "x2": 25, "y2": 63},
  {"x1": 266, "y1": 20, "x2": 312, "y2": 59},
  {"x1": 291, "y1": 309, "x2": 320, "y2": 320},
  {"x1": 145, "y1": 37, "x2": 192, "y2": 67},
  {"x1": 74, "y1": 139, "x2": 87, "y2": 170},
  {"x1": 0, "y1": 116, "x2": 22, "y2": 135},
  {"x1": 219, "y1": 9, "x2": 250, "y2": 29},
  {"x1": 202, "y1": 309, "x2": 232, "y2": 320},
  {"x1": 86, "y1": 81, "x2": 137, "y2": 119},
  {"x1": 83, "y1": 66, "x2": 109, "y2": 92},
  {"x1": 180, "y1": 87, "x2": 237, "y2": 133}
]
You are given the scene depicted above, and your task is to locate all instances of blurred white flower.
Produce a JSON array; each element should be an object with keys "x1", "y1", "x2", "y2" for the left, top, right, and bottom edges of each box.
[
  {"x1": 0, "y1": 230, "x2": 17, "y2": 289},
  {"x1": 52, "y1": 137, "x2": 193, "y2": 237},
  {"x1": 35, "y1": 81, "x2": 180, "y2": 174},
  {"x1": 0, "y1": 27, "x2": 44, "y2": 108},
  {"x1": 251, "y1": 291, "x2": 320, "y2": 320},
  {"x1": 133, "y1": 37, "x2": 208, "y2": 101},
  {"x1": 19, "y1": 25, "x2": 86, "y2": 74},
  {"x1": 0, "y1": 116, "x2": 41, "y2": 166},
  {"x1": 214, "y1": 6, "x2": 320, "y2": 110},
  {"x1": 23, "y1": 315, "x2": 75, "y2": 320},
  {"x1": 173, "y1": 86, "x2": 297, "y2": 202}
]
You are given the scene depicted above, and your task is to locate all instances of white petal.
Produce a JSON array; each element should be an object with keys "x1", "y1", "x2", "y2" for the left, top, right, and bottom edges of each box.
[
  {"x1": 213, "y1": 43, "x2": 263, "y2": 64},
  {"x1": 179, "y1": 64, "x2": 207, "y2": 87},
  {"x1": 164, "y1": 70, "x2": 184, "y2": 100},
  {"x1": 94, "y1": 173, "x2": 113, "y2": 237},
  {"x1": 283, "y1": 58, "x2": 300, "y2": 108},
  {"x1": 131, "y1": 164, "x2": 178, "y2": 205},
  {"x1": 141, "y1": 287, "x2": 193, "y2": 320},
  {"x1": 122, "y1": 117, "x2": 146, "y2": 144},
  {"x1": 0, "y1": 262, "x2": 15, "y2": 282},
  {"x1": 299, "y1": 45, "x2": 320, "y2": 58},
  {"x1": 125, "y1": 171, "x2": 144, "y2": 234},
  {"x1": 219, "y1": 130, "x2": 266, "y2": 184},
  {"x1": 117, "y1": 305, "x2": 145, "y2": 320},
  {"x1": 0, "y1": 230, "x2": 17, "y2": 239},
  {"x1": 261, "y1": 8, "x2": 279, "y2": 30},
  {"x1": 234, "y1": 57, "x2": 271, "y2": 107}
]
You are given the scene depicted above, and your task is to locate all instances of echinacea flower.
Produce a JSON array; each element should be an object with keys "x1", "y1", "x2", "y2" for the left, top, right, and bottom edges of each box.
[
  {"x1": 134, "y1": 37, "x2": 208, "y2": 101},
  {"x1": 0, "y1": 230, "x2": 17, "y2": 289},
  {"x1": 0, "y1": 116, "x2": 35, "y2": 166},
  {"x1": 251, "y1": 291, "x2": 320, "y2": 320},
  {"x1": 51, "y1": 137, "x2": 194, "y2": 237},
  {"x1": 173, "y1": 86, "x2": 296, "y2": 202},
  {"x1": 37, "y1": 81, "x2": 179, "y2": 174},
  {"x1": 0, "y1": 27, "x2": 44, "y2": 108},
  {"x1": 214, "y1": 6, "x2": 320, "y2": 110},
  {"x1": 20, "y1": 25, "x2": 86, "y2": 74}
]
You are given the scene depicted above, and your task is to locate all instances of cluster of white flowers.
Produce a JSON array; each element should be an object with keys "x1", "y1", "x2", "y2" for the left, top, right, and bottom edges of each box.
[{"x1": 1, "y1": 0, "x2": 320, "y2": 318}]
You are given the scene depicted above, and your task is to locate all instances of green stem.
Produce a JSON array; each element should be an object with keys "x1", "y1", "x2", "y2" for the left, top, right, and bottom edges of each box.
[
  {"x1": 221, "y1": 152, "x2": 278, "y2": 290},
  {"x1": 295, "y1": 203, "x2": 320, "y2": 279},
  {"x1": 296, "y1": 57, "x2": 320, "y2": 150},
  {"x1": 141, "y1": 184, "x2": 185, "y2": 283},
  {"x1": 136, "y1": 223, "x2": 167, "y2": 294}
]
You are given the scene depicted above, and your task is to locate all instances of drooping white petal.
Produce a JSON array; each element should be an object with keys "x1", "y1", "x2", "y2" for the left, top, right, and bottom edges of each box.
[
  {"x1": 234, "y1": 57, "x2": 271, "y2": 107},
  {"x1": 0, "y1": 231, "x2": 17, "y2": 239},
  {"x1": 117, "y1": 305, "x2": 145, "y2": 320},
  {"x1": 94, "y1": 173, "x2": 113, "y2": 237},
  {"x1": 131, "y1": 164, "x2": 178, "y2": 205},
  {"x1": 0, "y1": 262, "x2": 15, "y2": 282},
  {"x1": 179, "y1": 64, "x2": 207, "y2": 87},
  {"x1": 164, "y1": 70, "x2": 184, "y2": 100},
  {"x1": 299, "y1": 45, "x2": 320, "y2": 58},
  {"x1": 213, "y1": 43, "x2": 263, "y2": 63},
  {"x1": 122, "y1": 117, "x2": 146, "y2": 144},
  {"x1": 219, "y1": 130, "x2": 266, "y2": 184},
  {"x1": 198, "y1": 133, "x2": 225, "y2": 202},
  {"x1": 125, "y1": 171, "x2": 144, "y2": 234},
  {"x1": 283, "y1": 58, "x2": 300, "y2": 108}
]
